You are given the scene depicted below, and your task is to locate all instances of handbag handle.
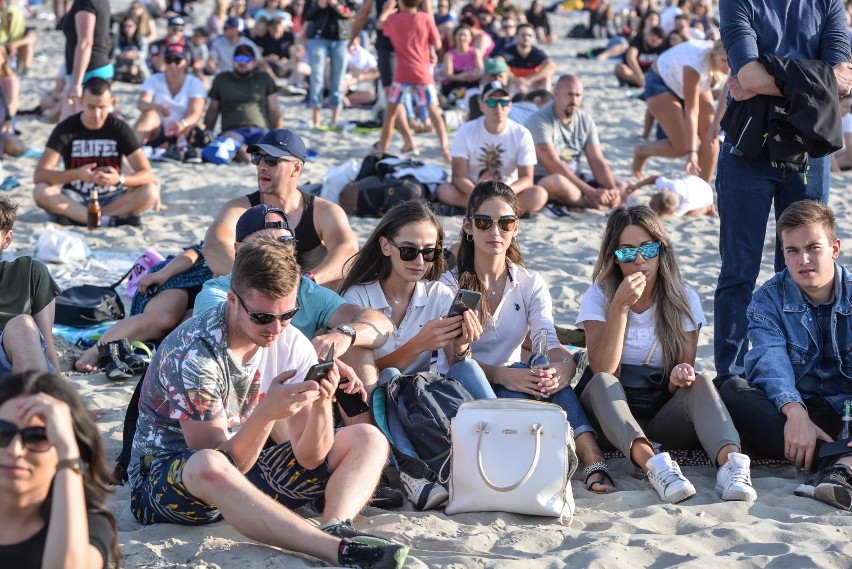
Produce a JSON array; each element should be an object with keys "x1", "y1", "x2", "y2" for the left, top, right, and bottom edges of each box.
[{"x1": 475, "y1": 421, "x2": 543, "y2": 492}]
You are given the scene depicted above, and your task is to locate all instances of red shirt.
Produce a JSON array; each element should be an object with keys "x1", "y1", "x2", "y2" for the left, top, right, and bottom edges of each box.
[{"x1": 383, "y1": 12, "x2": 440, "y2": 85}]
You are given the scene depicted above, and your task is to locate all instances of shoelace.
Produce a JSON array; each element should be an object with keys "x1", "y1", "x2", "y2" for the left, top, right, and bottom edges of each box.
[
  {"x1": 725, "y1": 466, "x2": 752, "y2": 486},
  {"x1": 655, "y1": 464, "x2": 685, "y2": 490}
]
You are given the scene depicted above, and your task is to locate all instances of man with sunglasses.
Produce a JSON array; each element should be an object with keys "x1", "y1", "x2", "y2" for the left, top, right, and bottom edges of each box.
[
  {"x1": 148, "y1": 16, "x2": 193, "y2": 73},
  {"x1": 436, "y1": 81, "x2": 548, "y2": 213},
  {"x1": 130, "y1": 238, "x2": 408, "y2": 566},
  {"x1": 204, "y1": 44, "x2": 281, "y2": 163}
]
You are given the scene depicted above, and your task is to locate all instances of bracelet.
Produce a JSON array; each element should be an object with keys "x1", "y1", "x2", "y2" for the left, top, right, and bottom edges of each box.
[
  {"x1": 688, "y1": 149, "x2": 698, "y2": 154},
  {"x1": 454, "y1": 345, "x2": 472, "y2": 360}
]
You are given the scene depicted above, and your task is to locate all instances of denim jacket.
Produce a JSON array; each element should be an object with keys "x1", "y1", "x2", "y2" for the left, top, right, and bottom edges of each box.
[{"x1": 745, "y1": 263, "x2": 852, "y2": 412}]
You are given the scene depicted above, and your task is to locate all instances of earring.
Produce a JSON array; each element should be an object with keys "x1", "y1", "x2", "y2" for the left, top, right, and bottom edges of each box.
[{"x1": 466, "y1": 232, "x2": 473, "y2": 242}]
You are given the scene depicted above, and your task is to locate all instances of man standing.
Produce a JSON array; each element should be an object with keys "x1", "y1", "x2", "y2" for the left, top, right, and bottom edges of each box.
[
  {"x1": 130, "y1": 238, "x2": 408, "y2": 566},
  {"x1": 525, "y1": 74, "x2": 629, "y2": 209},
  {"x1": 720, "y1": 201, "x2": 852, "y2": 510},
  {"x1": 499, "y1": 22, "x2": 555, "y2": 94},
  {"x1": 33, "y1": 78, "x2": 160, "y2": 227},
  {"x1": 713, "y1": 0, "x2": 852, "y2": 384},
  {"x1": 435, "y1": 81, "x2": 547, "y2": 213}
]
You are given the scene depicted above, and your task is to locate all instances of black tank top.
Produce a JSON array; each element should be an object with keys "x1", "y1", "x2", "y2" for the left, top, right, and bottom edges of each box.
[{"x1": 245, "y1": 190, "x2": 327, "y2": 271}]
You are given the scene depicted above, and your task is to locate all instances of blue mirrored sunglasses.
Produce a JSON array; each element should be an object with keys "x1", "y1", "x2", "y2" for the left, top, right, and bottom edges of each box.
[{"x1": 614, "y1": 242, "x2": 661, "y2": 263}]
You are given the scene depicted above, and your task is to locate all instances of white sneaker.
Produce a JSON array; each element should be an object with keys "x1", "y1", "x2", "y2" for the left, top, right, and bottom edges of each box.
[
  {"x1": 716, "y1": 452, "x2": 757, "y2": 502},
  {"x1": 646, "y1": 452, "x2": 696, "y2": 504},
  {"x1": 399, "y1": 471, "x2": 448, "y2": 511}
]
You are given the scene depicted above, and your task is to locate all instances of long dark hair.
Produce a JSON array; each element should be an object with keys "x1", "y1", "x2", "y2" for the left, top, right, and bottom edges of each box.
[
  {"x1": 456, "y1": 181, "x2": 523, "y2": 323},
  {"x1": 0, "y1": 371, "x2": 121, "y2": 567},
  {"x1": 339, "y1": 199, "x2": 446, "y2": 294}
]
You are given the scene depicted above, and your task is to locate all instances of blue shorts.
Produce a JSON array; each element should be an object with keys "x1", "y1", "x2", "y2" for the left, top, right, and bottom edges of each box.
[
  {"x1": 61, "y1": 186, "x2": 127, "y2": 207},
  {"x1": 221, "y1": 126, "x2": 267, "y2": 146},
  {"x1": 0, "y1": 328, "x2": 55, "y2": 377},
  {"x1": 131, "y1": 442, "x2": 331, "y2": 526},
  {"x1": 67, "y1": 63, "x2": 115, "y2": 84},
  {"x1": 644, "y1": 68, "x2": 676, "y2": 100}
]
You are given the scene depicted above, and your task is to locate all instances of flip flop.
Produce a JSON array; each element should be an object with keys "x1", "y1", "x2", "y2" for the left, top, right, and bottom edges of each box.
[{"x1": 584, "y1": 461, "x2": 617, "y2": 494}]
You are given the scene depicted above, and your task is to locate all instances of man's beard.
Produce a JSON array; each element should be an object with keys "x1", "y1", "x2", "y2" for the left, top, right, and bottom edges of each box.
[{"x1": 234, "y1": 67, "x2": 252, "y2": 77}]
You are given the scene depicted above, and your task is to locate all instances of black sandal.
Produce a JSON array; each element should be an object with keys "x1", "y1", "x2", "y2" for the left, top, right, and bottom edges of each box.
[{"x1": 583, "y1": 461, "x2": 616, "y2": 494}]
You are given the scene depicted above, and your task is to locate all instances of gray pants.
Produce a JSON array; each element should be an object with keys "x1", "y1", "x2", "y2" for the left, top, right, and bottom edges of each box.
[{"x1": 578, "y1": 372, "x2": 741, "y2": 466}]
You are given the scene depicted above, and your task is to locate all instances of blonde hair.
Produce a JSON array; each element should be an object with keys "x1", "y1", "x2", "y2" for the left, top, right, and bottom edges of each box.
[
  {"x1": 649, "y1": 191, "x2": 678, "y2": 216},
  {"x1": 708, "y1": 40, "x2": 727, "y2": 89}
]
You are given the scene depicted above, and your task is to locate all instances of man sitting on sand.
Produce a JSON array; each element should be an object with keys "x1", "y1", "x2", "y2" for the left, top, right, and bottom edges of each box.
[
  {"x1": 203, "y1": 129, "x2": 357, "y2": 288},
  {"x1": 0, "y1": 195, "x2": 61, "y2": 376},
  {"x1": 499, "y1": 22, "x2": 556, "y2": 94},
  {"x1": 720, "y1": 200, "x2": 852, "y2": 510},
  {"x1": 129, "y1": 237, "x2": 408, "y2": 568},
  {"x1": 32, "y1": 78, "x2": 160, "y2": 227},
  {"x1": 525, "y1": 74, "x2": 630, "y2": 210}
]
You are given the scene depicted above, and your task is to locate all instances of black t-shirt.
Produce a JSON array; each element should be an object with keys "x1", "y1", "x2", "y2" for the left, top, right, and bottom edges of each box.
[
  {"x1": 258, "y1": 31, "x2": 296, "y2": 59},
  {"x1": 46, "y1": 113, "x2": 140, "y2": 197},
  {"x1": 500, "y1": 44, "x2": 549, "y2": 72},
  {"x1": 0, "y1": 512, "x2": 112, "y2": 569},
  {"x1": 629, "y1": 34, "x2": 665, "y2": 70},
  {"x1": 64, "y1": 0, "x2": 111, "y2": 73}
]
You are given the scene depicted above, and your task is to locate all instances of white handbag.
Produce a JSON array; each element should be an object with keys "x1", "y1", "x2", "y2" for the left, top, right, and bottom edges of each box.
[{"x1": 444, "y1": 399, "x2": 578, "y2": 524}]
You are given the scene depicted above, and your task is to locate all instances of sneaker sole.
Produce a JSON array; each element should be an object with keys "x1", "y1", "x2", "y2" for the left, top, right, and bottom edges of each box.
[
  {"x1": 813, "y1": 483, "x2": 852, "y2": 510},
  {"x1": 663, "y1": 483, "x2": 696, "y2": 504},
  {"x1": 106, "y1": 368, "x2": 133, "y2": 381},
  {"x1": 715, "y1": 484, "x2": 757, "y2": 502},
  {"x1": 415, "y1": 488, "x2": 449, "y2": 511}
]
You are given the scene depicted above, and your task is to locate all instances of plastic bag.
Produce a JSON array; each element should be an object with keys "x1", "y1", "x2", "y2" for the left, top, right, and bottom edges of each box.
[
  {"x1": 320, "y1": 158, "x2": 360, "y2": 204},
  {"x1": 201, "y1": 136, "x2": 239, "y2": 165},
  {"x1": 35, "y1": 225, "x2": 91, "y2": 264}
]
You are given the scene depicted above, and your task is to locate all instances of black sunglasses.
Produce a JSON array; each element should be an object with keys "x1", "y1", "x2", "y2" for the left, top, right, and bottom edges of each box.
[
  {"x1": 233, "y1": 289, "x2": 300, "y2": 325},
  {"x1": 387, "y1": 239, "x2": 441, "y2": 262},
  {"x1": 250, "y1": 152, "x2": 297, "y2": 166},
  {"x1": 471, "y1": 214, "x2": 518, "y2": 232},
  {"x1": 165, "y1": 57, "x2": 184, "y2": 65},
  {"x1": 0, "y1": 419, "x2": 51, "y2": 452}
]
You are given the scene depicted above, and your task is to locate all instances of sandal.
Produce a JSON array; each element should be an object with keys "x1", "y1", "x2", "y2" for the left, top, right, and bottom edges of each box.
[{"x1": 584, "y1": 461, "x2": 616, "y2": 494}]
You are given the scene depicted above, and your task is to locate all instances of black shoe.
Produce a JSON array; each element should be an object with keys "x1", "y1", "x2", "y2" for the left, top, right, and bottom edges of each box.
[
  {"x1": 813, "y1": 463, "x2": 852, "y2": 510},
  {"x1": 160, "y1": 146, "x2": 185, "y2": 163},
  {"x1": 118, "y1": 338, "x2": 149, "y2": 376},
  {"x1": 369, "y1": 479, "x2": 404, "y2": 509},
  {"x1": 183, "y1": 147, "x2": 202, "y2": 163},
  {"x1": 338, "y1": 538, "x2": 409, "y2": 569},
  {"x1": 99, "y1": 341, "x2": 133, "y2": 381},
  {"x1": 108, "y1": 215, "x2": 142, "y2": 227},
  {"x1": 50, "y1": 214, "x2": 86, "y2": 226}
]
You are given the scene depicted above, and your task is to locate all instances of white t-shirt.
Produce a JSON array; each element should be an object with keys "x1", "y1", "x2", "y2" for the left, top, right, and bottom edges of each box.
[
  {"x1": 656, "y1": 40, "x2": 716, "y2": 99},
  {"x1": 343, "y1": 280, "x2": 455, "y2": 374},
  {"x1": 348, "y1": 45, "x2": 378, "y2": 72},
  {"x1": 257, "y1": 324, "x2": 318, "y2": 393},
  {"x1": 655, "y1": 175, "x2": 714, "y2": 217},
  {"x1": 575, "y1": 283, "x2": 706, "y2": 368},
  {"x1": 450, "y1": 116, "x2": 537, "y2": 185},
  {"x1": 140, "y1": 72, "x2": 207, "y2": 126},
  {"x1": 659, "y1": 5, "x2": 682, "y2": 35}
]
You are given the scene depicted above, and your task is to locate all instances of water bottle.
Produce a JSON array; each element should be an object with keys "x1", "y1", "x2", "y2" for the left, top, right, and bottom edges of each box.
[
  {"x1": 529, "y1": 330, "x2": 551, "y2": 399},
  {"x1": 126, "y1": 248, "x2": 166, "y2": 297},
  {"x1": 841, "y1": 400, "x2": 852, "y2": 440}
]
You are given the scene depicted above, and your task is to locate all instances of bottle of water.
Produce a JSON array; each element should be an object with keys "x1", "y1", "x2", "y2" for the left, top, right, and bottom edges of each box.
[
  {"x1": 529, "y1": 330, "x2": 551, "y2": 399},
  {"x1": 841, "y1": 400, "x2": 852, "y2": 440}
]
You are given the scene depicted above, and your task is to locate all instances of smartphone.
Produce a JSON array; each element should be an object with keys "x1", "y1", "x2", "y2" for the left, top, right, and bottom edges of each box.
[
  {"x1": 335, "y1": 380, "x2": 370, "y2": 417},
  {"x1": 818, "y1": 437, "x2": 852, "y2": 459},
  {"x1": 447, "y1": 289, "x2": 482, "y2": 318},
  {"x1": 305, "y1": 345, "x2": 334, "y2": 383}
]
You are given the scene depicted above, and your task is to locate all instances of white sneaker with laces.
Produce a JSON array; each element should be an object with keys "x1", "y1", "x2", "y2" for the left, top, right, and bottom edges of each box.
[
  {"x1": 399, "y1": 471, "x2": 448, "y2": 511},
  {"x1": 716, "y1": 452, "x2": 757, "y2": 502},
  {"x1": 646, "y1": 452, "x2": 696, "y2": 504}
]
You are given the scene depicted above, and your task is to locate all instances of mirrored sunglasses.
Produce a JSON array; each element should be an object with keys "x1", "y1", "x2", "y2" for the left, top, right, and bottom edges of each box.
[
  {"x1": 471, "y1": 214, "x2": 518, "y2": 232},
  {"x1": 0, "y1": 419, "x2": 51, "y2": 452},
  {"x1": 233, "y1": 55, "x2": 254, "y2": 64},
  {"x1": 234, "y1": 290, "x2": 300, "y2": 325},
  {"x1": 613, "y1": 242, "x2": 661, "y2": 263},
  {"x1": 388, "y1": 239, "x2": 441, "y2": 262},
  {"x1": 484, "y1": 98, "x2": 510, "y2": 108}
]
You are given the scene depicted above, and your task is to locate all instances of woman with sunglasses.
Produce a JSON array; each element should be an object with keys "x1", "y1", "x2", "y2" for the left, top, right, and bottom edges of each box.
[
  {"x1": 0, "y1": 370, "x2": 120, "y2": 568},
  {"x1": 575, "y1": 205, "x2": 756, "y2": 504},
  {"x1": 443, "y1": 180, "x2": 616, "y2": 494}
]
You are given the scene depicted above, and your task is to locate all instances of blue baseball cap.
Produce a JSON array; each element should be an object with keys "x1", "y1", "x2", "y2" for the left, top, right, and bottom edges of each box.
[
  {"x1": 225, "y1": 16, "x2": 245, "y2": 31},
  {"x1": 246, "y1": 129, "x2": 307, "y2": 163},
  {"x1": 236, "y1": 205, "x2": 291, "y2": 242}
]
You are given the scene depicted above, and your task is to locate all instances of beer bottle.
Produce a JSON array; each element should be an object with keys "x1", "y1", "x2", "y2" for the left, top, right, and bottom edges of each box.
[{"x1": 87, "y1": 189, "x2": 101, "y2": 230}]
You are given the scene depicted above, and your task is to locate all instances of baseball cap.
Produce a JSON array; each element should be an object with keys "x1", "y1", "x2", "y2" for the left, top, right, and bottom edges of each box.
[
  {"x1": 236, "y1": 205, "x2": 291, "y2": 242},
  {"x1": 168, "y1": 16, "x2": 185, "y2": 27},
  {"x1": 233, "y1": 44, "x2": 255, "y2": 59},
  {"x1": 225, "y1": 16, "x2": 245, "y2": 31},
  {"x1": 484, "y1": 58, "x2": 508, "y2": 75},
  {"x1": 481, "y1": 80, "x2": 510, "y2": 99},
  {"x1": 164, "y1": 43, "x2": 189, "y2": 60},
  {"x1": 246, "y1": 129, "x2": 307, "y2": 163}
]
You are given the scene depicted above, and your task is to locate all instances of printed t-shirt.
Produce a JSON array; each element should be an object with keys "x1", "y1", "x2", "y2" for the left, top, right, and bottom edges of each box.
[
  {"x1": 500, "y1": 44, "x2": 549, "y2": 77},
  {"x1": 450, "y1": 116, "x2": 537, "y2": 184}
]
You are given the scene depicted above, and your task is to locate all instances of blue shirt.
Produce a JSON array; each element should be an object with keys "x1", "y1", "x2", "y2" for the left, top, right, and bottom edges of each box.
[
  {"x1": 193, "y1": 274, "x2": 346, "y2": 339},
  {"x1": 719, "y1": 0, "x2": 850, "y2": 75}
]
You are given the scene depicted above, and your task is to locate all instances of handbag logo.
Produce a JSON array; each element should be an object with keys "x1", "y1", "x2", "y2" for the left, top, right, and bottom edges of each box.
[{"x1": 501, "y1": 428, "x2": 518, "y2": 434}]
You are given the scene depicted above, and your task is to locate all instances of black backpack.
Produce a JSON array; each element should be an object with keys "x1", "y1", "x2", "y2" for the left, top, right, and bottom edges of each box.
[{"x1": 54, "y1": 266, "x2": 132, "y2": 327}]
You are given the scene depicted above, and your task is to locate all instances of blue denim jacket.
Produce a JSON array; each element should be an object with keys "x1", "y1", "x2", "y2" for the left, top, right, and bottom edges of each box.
[{"x1": 745, "y1": 263, "x2": 852, "y2": 412}]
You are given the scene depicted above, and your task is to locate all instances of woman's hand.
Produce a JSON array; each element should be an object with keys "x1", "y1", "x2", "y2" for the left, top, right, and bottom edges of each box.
[
  {"x1": 669, "y1": 362, "x2": 696, "y2": 389},
  {"x1": 499, "y1": 367, "x2": 555, "y2": 398},
  {"x1": 705, "y1": 121, "x2": 721, "y2": 145},
  {"x1": 685, "y1": 150, "x2": 701, "y2": 177},
  {"x1": 452, "y1": 309, "x2": 482, "y2": 351},
  {"x1": 137, "y1": 270, "x2": 168, "y2": 296},
  {"x1": 16, "y1": 394, "x2": 79, "y2": 459},
  {"x1": 613, "y1": 272, "x2": 646, "y2": 310},
  {"x1": 545, "y1": 359, "x2": 576, "y2": 396},
  {"x1": 414, "y1": 315, "x2": 464, "y2": 352}
]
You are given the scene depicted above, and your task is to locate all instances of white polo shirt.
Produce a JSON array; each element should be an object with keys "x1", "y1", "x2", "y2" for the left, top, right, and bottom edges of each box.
[
  {"x1": 343, "y1": 280, "x2": 455, "y2": 374},
  {"x1": 439, "y1": 262, "x2": 561, "y2": 369}
]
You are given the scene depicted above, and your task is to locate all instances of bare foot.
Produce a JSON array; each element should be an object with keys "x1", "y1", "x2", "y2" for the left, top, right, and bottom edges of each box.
[
  {"x1": 74, "y1": 347, "x2": 99, "y2": 373},
  {"x1": 632, "y1": 144, "x2": 648, "y2": 180}
]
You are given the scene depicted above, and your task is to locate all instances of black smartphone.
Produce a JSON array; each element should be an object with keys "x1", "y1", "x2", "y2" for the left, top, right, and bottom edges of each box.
[
  {"x1": 335, "y1": 380, "x2": 370, "y2": 417},
  {"x1": 305, "y1": 345, "x2": 334, "y2": 383},
  {"x1": 447, "y1": 289, "x2": 482, "y2": 318},
  {"x1": 818, "y1": 437, "x2": 852, "y2": 459}
]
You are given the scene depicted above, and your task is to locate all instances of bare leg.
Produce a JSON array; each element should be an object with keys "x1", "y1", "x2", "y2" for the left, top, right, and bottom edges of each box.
[
  {"x1": 321, "y1": 425, "x2": 389, "y2": 523},
  {"x1": 133, "y1": 109, "x2": 164, "y2": 146},
  {"x1": 436, "y1": 182, "x2": 470, "y2": 208},
  {"x1": 575, "y1": 431, "x2": 616, "y2": 493},
  {"x1": 539, "y1": 174, "x2": 586, "y2": 207},
  {"x1": 631, "y1": 437, "x2": 656, "y2": 473},
  {"x1": 515, "y1": 184, "x2": 548, "y2": 213},
  {"x1": 2, "y1": 315, "x2": 50, "y2": 373},
  {"x1": 33, "y1": 183, "x2": 89, "y2": 222},
  {"x1": 715, "y1": 444, "x2": 740, "y2": 468},
  {"x1": 102, "y1": 183, "x2": 160, "y2": 217},
  {"x1": 426, "y1": 103, "x2": 451, "y2": 163},
  {"x1": 696, "y1": 92, "x2": 718, "y2": 182},
  {"x1": 632, "y1": 93, "x2": 690, "y2": 178},
  {"x1": 377, "y1": 100, "x2": 400, "y2": 154}
]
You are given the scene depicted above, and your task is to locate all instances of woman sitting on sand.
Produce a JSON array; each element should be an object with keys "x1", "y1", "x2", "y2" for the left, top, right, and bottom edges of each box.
[
  {"x1": 442, "y1": 180, "x2": 617, "y2": 494},
  {"x1": 441, "y1": 24, "x2": 484, "y2": 98},
  {"x1": 574, "y1": 205, "x2": 756, "y2": 504},
  {"x1": 632, "y1": 40, "x2": 729, "y2": 183},
  {"x1": 0, "y1": 370, "x2": 120, "y2": 568}
]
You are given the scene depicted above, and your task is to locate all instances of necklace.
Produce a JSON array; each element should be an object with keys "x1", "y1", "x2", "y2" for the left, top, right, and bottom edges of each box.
[{"x1": 389, "y1": 296, "x2": 402, "y2": 305}]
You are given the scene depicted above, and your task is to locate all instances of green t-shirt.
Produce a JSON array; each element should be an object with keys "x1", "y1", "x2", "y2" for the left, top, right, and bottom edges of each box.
[
  {"x1": 0, "y1": 257, "x2": 60, "y2": 330},
  {"x1": 208, "y1": 69, "x2": 277, "y2": 132}
]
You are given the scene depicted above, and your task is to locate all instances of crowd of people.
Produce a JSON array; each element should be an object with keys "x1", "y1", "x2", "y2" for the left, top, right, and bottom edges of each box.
[{"x1": 1, "y1": 0, "x2": 852, "y2": 567}]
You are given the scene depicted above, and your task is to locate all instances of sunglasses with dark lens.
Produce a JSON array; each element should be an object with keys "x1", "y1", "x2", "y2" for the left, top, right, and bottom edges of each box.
[
  {"x1": 387, "y1": 239, "x2": 442, "y2": 262},
  {"x1": 233, "y1": 55, "x2": 254, "y2": 64},
  {"x1": 234, "y1": 290, "x2": 300, "y2": 325},
  {"x1": 484, "y1": 98, "x2": 511, "y2": 108},
  {"x1": 0, "y1": 419, "x2": 51, "y2": 452},
  {"x1": 613, "y1": 241, "x2": 662, "y2": 263},
  {"x1": 250, "y1": 152, "x2": 293, "y2": 166},
  {"x1": 165, "y1": 57, "x2": 183, "y2": 65},
  {"x1": 471, "y1": 214, "x2": 519, "y2": 232}
]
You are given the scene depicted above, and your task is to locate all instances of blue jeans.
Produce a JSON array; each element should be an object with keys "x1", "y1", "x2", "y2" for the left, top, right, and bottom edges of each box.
[
  {"x1": 381, "y1": 360, "x2": 495, "y2": 458},
  {"x1": 713, "y1": 142, "x2": 829, "y2": 381},
  {"x1": 307, "y1": 38, "x2": 349, "y2": 110}
]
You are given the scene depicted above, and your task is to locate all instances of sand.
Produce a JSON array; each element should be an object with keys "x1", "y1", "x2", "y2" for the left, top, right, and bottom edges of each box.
[{"x1": 4, "y1": 1, "x2": 851, "y2": 567}]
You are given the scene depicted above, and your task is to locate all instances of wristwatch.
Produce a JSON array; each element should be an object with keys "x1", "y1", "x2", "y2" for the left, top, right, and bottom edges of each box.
[
  {"x1": 117, "y1": 174, "x2": 126, "y2": 187},
  {"x1": 56, "y1": 457, "x2": 85, "y2": 475},
  {"x1": 333, "y1": 324, "x2": 357, "y2": 346}
]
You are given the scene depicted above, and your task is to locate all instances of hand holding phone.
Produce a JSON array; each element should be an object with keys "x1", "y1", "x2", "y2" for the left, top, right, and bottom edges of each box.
[
  {"x1": 447, "y1": 289, "x2": 482, "y2": 318},
  {"x1": 304, "y1": 345, "x2": 335, "y2": 385}
]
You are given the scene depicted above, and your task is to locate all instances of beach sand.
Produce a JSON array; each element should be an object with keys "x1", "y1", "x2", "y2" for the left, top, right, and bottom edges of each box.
[{"x1": 5, "y1": 2, "x2": 851, "y2": 566}]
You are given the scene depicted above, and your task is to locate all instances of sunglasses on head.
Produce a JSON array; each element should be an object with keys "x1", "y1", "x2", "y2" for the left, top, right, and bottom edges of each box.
[
  {"x1": 387, "y1": 238, "x2": 441, "y2": 262},
  {"x1": 471, "y1": 214, "x2": 518, "y2": 232},
  {"x1": 234, "y1": 55, "x2": 254, "y2": 64},
  {"x1": 614, "y1": 241, "x2": 661, "y2": 263},
  {"x1": 250, "y1": 152, "x2": 295, "y2": 166},
  {"x1": 165, "y1": 56, "x2": 184, "y2": 65},
  {"x1": 484, "y1": 98, "x2": 510, "y2": 108},
  {"x1": 233, "y1": 290, "x2": 300, "y2": 325},
  {"x1": 0, "y1": 419, "x2": 51, "y2": 452}
]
